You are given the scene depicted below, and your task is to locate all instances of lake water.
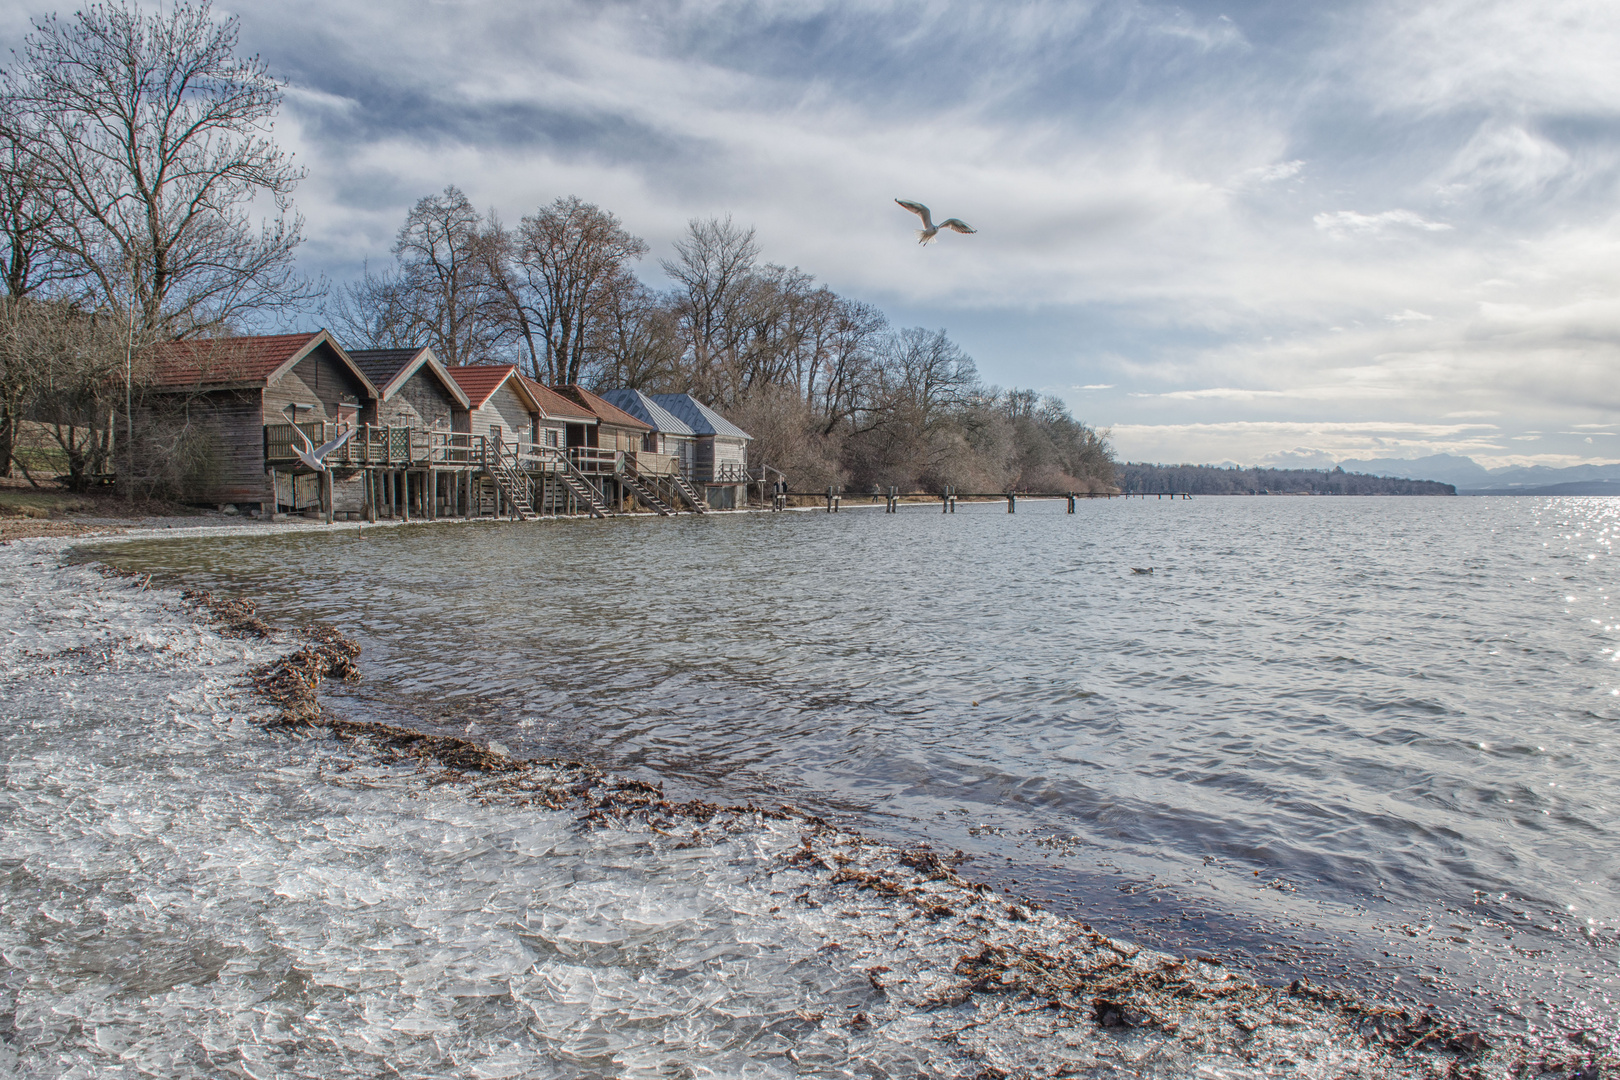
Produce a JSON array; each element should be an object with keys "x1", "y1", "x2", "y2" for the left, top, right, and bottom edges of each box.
[{"x1": 86, "y1": 495, "x2": 1620, "y2": 1043}]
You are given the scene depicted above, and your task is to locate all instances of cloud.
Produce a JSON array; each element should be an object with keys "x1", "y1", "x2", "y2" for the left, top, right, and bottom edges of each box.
[
  {"x1": 1312, "y1": 209, "x2": 1453, "y2": 236},
  {"x1": 1259, "y1": 446, "x2": 1337, "y2": 469},
  {"x1": 1238, "y1": 159, "x2": 1305, "y2": 185},
  {"x1": 41, "y1": 0, "x2": 1608, "y2": 469}
]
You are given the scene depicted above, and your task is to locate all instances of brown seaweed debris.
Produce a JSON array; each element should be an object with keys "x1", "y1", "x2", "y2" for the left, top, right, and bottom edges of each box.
[
  {"x1": 249, "y1": 627, "x2": 361, "y2": 726},
  {"x1": 181, "y1": 587, "x2": 275, "y2": 639},
  {"x1": 322, "y1": 717, "x2": 527, "y2": 774}
]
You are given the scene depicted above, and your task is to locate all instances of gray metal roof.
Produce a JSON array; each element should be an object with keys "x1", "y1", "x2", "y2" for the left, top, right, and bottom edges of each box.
[
  {"x1": 649, "y1": 394, "x2": 752, "y2": 440},
  {"x1": 598, "y1": 389, "x2": 695, "y2": 436}
]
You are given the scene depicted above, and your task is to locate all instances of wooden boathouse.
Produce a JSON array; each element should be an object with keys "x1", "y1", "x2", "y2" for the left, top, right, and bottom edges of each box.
[
  {"x1": 132, "y1": 332, "x2": 745, "y2": 521},
  {"x1": 649, "y1": 394, "x2": 754, "y2": 509}
]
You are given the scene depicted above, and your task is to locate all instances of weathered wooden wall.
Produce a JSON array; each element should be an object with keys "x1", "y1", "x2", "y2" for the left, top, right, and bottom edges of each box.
[
  {"x1": 131, "y1": 389, "x2": 268, "y2": 505},
  {"x1": 263, "y1": 344, "x2": 371, "y2": 421},
  {"x1": 469, "y1": 382, "x2": 538, "y2": 443},
  {"x1": 598, "y1": 423, "x2": 641, "y2": 453},
  {"x1": 377, "y1": 368, "x2": 459, "y2": 429}
]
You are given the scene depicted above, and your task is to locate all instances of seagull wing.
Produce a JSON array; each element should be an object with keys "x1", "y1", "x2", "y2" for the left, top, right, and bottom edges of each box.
[
  {"x1": 895, "y1": 199, "x2": 934, "y2": 230},
  {"x1": 313, "y1": 425, "x2": 354, "y2": 461},
  {"x1": 940, "y1": 218, "x2": 976, "y2": 234}
]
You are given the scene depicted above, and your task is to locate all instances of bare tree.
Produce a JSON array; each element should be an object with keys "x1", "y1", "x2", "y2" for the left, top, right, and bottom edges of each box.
[
  {"x1": 1, "y1": 1, "x2": 315, "y2": 335},
  {"x1": 0, "y1": 134, "x2": 80, "y2": 300},
  {"x1": 815, "y1": 297, "x2": 887, "y2": 435},
  {"x1": 390, "y1": 186, "x2": 503, "y2": 365},
  {"x1": 325, "y1": 261, "x2": 418, "y2": 350},
  {"x1": 662, "y1": 215, "x2": 758, "y2": 400},
  {"x1": 0, "y1": 295, "x2": 149, "y2": 489},
  {"x1": 585, "y1": 276, "x2": 682, "y2": 391},
  {"x1": 509, "y1": 196, "x2": 648, "y2": 385}
]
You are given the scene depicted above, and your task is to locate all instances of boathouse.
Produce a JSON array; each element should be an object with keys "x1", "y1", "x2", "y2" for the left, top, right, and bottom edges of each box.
[
  {"x1": 349, "y1": 347, "x2": 470, "y2": 430},
  {"x1": 551, "y1": 385, "x2": 686, "y2": 513},
  {"x1": 598, "y1": 389, "x2": 699, "y2": 479},
  {"x1": 520, "y1": 377, "x2": 592, "y2": 452},
  {"x1": 135, "y1": 331, "x2": 380, "y2": 514},
  {"x1": 649, "y1": 394, "x2": 753, "y2": 508},
  {"x1": 445, "y1": 365, "x2": 547, "y2": 448}
]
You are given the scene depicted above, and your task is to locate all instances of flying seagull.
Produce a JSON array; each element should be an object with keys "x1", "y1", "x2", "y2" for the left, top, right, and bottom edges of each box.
[
  {"x1": 290, "y1": 421, "x2": 354, "y2": 474},
  {"x1": 895, "y1": 199, "x2": 976, "y2": 245}
]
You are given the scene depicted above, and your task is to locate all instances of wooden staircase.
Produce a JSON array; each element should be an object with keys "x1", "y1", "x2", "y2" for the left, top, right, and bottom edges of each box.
[
  {"x1": 489, "y1": 436, "x2": 539, "y2": 520},
  {"x1": 550, "y1": 451, "x2": 610, "y2": 518},
  {"x1": 664, "y1": 472, "x2": 708, "y2": 513},
  {"x1": 620, "y1": 458, "x2": 673, "y2": 515}
]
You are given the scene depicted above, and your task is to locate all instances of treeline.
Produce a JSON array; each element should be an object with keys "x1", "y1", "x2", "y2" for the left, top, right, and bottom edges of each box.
[
  {"x1": 1117, "y1": 463, "x2": 1455, "y2": 496},
  {"x1": 329, "y1": 189, "x2": 1115, "y2": 493},
  {"x1": 0, "y1": 1, "x2": 1114, "y2": 496}
]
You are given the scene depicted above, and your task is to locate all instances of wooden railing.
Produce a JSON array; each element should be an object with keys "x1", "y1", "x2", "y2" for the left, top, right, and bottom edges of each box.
[
  {"x1": 711, "y1": 461, "x2": 749, "y2": 483},
  {"x1": 265, "y1": 424, "x2": 663, "y2": 483},
  {"x1": 266, "y1": 423, "x2": 492, "y2": 468},
  {"x1": 568, "y1": 446, "x2": 621, "y2": 474}
]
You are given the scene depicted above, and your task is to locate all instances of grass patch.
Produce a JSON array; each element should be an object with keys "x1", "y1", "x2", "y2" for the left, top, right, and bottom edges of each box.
[{"x1": 0, "y1": 490, "x2": 95, "y2": 517}]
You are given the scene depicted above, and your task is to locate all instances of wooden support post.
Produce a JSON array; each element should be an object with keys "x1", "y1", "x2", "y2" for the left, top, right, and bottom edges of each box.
[
  {"x1": 827, "y1": 486, "x2": 834, "y2": 513},
  {"x1": 263, "y1": 468, "x2": 278, "y2": 522},
  {"x1": 323, "y1": 470, "x2": 334, "y2": 525}
]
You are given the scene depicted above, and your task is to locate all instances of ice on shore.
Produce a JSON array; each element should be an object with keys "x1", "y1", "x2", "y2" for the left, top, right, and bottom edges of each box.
[{"x1": 0, "y1": 539, "x2": 1532, "y2": 1079}]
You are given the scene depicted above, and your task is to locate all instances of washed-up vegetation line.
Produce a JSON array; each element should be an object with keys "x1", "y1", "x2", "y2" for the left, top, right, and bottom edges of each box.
[{"x1": 126, "y1": 566, "x2": 1606, "y2": 1079}]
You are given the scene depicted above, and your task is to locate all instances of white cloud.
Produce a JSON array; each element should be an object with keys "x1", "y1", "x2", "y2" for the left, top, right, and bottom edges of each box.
[
  {"x1": 1354, "y1": 0, "x2": 1620, "y2": 116},
  {"x1": 191, "y1": 0, "x2": 1620, "y2": 469},
  {"x1": 1312, "y1": 209, "x2": 1453, "y2": 237}
]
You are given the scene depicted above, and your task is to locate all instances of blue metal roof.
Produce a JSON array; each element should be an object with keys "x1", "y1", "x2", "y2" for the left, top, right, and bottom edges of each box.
[
  {"x1": 649, "y1": 394, "x2": 752, "y2": 440},
  {"x1": 598, "y1": 389, "x2": 695, "y2": 436}
]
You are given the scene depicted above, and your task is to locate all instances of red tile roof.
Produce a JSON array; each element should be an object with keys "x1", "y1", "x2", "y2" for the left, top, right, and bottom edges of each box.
[
  {"x1": 446, "y1": 364, "x2": 525, "y2": 410},
  {"x1": 553, "y1": 385, "x2": 652, "y2": 431},
  {"x1": 520, "y1": 376, "x2": 597, "y2": 422},
  {"x1": 147, "y1": 332, "x2": 323, "y2": 388}
]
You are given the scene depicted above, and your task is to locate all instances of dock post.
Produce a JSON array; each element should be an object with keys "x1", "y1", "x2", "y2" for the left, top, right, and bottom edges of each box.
[
  {"x1": 1007, "y1": 492, "x2": 1015, "y2": 514},
  {"x1": 826, "y1": 485, "x2": 834, "y2": 513},
  {"x1": 942, "y1": 487, "x2": 948, "y2": 513}
]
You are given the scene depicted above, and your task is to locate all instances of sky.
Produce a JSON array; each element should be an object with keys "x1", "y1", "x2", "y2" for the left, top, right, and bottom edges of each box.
[{"x1": 9, "y1": 0, "x2": 1620, "y2": 468}]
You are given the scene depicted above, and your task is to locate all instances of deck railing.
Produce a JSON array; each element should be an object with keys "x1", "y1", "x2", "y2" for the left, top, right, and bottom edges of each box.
[
  {"x1": 711, "y1": 461, "x2": 750, "y2": 483},
  {"x1": 568, "y1": 446, "x2": 621, "y2": 474},
  {"x1": 265, "y1": 423, "x2": 662, "y2": 482}
]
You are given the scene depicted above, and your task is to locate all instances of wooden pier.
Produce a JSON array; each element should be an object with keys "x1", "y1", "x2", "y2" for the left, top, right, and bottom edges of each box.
[{"x1": 774, "y1": 487, "x2": 1193, "y2": 513}]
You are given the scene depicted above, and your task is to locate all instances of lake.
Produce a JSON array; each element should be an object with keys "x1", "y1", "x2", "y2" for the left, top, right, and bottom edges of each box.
[{"x1": 86, "y1": 495, "x2": 1620, "y2": 1041}]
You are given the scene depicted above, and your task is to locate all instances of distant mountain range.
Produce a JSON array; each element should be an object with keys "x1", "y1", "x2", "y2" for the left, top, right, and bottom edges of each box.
[{"x1": 1335, "y1": 454, "x2": 1620, "y2": 493}]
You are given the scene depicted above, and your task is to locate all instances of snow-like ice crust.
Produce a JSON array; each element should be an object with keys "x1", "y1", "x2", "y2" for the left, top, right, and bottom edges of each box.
[{"x1": 0, "y1": 538, "x2": 1521, "y2": 1078}]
